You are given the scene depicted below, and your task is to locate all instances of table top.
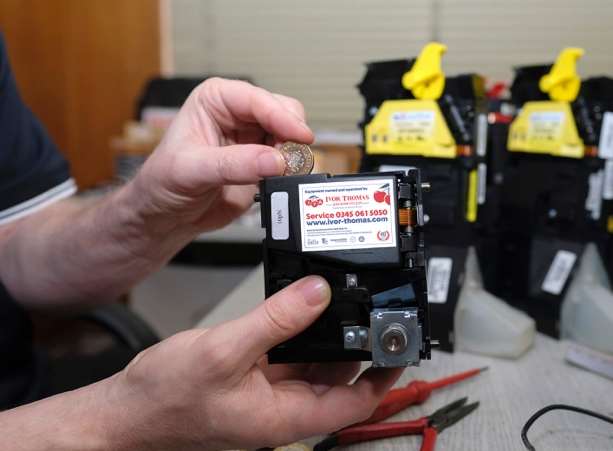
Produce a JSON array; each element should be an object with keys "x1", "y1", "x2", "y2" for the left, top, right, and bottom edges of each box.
[{"x1": 197, "y1": 265, "x2": 613, "y2": 451}]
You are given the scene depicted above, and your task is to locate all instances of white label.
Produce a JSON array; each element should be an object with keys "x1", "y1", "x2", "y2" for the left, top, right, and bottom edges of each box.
[
  {"x1": 476, "y1": 113, "x2": 488, "y2": 157},
  {"x1": 270, "y1": 192, "x2": 289, "y2": 240},
  {"x1": 604, "y1": 160, "x2": 613, "y2": 200},
  {"x1": 566, "y1": 342, "x2": 613, "y2": 381},
  {"x1": 598, "y1": 111, "x2": 613, "y2": 159},
  {"x1": 585, "y1": 170, "x2": 604, "y2": 220},
  {"x1": 542, "y1": 250, "x2": 577, "y2": 295},
  {"x1": 477, "y1": 163, "x2": 487, "y2": 205},
  {"x1": 528, "y1": 111, "x2": 564, "y2": 141},
  {"x1": 390, "y1": 110, "x2": 435, "y2": 140},
  {"x1": 378, "y1": 164, "x2": 414, "y2": 173},
  {"x1": 427, "y1": 257, "x2": 453, "y2": 304},
  {"x1": 298, "y1": 178, "x2": 397, "y2": 252}
]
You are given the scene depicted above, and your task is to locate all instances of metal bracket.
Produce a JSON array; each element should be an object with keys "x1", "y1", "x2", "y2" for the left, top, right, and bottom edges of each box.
[
  {"x1": 343, "y1": 326, "x2": 370, "y2": 351},
  {"x1": 370, "y1": 308, "x2": 421, "y2": 367}
]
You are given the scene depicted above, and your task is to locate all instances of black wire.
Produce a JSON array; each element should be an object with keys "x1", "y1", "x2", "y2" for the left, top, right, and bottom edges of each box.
[{"x1": 521, "y1": 404, "x2": 613, "y2": 451}]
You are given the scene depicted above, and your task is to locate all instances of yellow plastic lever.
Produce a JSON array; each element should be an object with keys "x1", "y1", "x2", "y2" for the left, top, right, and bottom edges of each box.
[
  {"x1": 539, "y1": 47, "x2": 584, "y2": 102},
  {"x1": 402, "y1": 42, "x2": 447, "y2": 100}
]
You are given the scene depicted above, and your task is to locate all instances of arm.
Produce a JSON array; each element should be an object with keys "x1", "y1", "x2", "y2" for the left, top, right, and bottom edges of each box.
[
  {"x1": 0, "y1": 276, "x2": 403, "y2": 451},
  {"x1": 0, "y1": 78, "x2": 312, "y2": 308},
  {"x1": 0, "y1": 191, "x2": 189, "y2": 308}
]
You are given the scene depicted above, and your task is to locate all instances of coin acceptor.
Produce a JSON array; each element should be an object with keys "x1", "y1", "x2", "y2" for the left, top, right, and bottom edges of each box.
[{"x1": 256, "y1": 168, "x2": 431, "y2": 367}]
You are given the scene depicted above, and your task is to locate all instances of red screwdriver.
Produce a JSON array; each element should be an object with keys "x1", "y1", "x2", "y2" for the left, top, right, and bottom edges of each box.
[{"x1": 356, "y1": 367, "x2": 488, "y2": 426}]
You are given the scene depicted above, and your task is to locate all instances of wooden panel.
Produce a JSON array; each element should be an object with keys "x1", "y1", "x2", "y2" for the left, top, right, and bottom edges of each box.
[{"x1": 0, "y1": 0, "x2": 161, "y2": 188}]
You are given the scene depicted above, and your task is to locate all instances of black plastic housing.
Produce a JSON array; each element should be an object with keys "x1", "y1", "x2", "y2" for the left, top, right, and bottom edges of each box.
[{"x1": 258, "y1": 171, "x2": 431, "y2": 364}]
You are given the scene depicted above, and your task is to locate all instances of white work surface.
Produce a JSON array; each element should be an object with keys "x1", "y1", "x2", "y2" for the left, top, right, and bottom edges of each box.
[{"x1": 197, "y1": 265, "x2": 613, "y2": 451}]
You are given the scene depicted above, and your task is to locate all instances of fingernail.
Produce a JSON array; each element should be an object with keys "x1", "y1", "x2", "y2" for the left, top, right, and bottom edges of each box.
[
  {"x1": 257, "y1": 150, "x2": 284, "y2": 176},
  {"x1": 298, "y1": 276, "x2": 331, "y2": 307}
]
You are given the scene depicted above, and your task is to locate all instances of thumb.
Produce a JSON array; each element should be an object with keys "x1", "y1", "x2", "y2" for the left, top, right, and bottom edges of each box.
[
  {"x1": 235, "y1": 276, "x2": 331, "y2": 365},
  {"x1": 203, "y1": 144, "x2": 285, "y2": 185}
]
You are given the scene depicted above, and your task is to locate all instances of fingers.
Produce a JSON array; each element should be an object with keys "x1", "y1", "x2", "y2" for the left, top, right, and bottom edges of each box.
[
  {"x1": 249, "y1": 275, "x2": 330, "y2": 357},
  {"x1": 274, "y1": 367, "x2": 404, "y2": 441},
  {"x1": 307, "y1": 367, "x2": 402, "y2": 431},
  {"x1": 196, "y1": 276, "x2": 330, "y2": 379},
  {"x1": 200, "y1": 78, "x2": 314, "y2": 143},
  {"x1": 259, "y1": 360, "x2": 361, "y2": 388},
  {"x1": 257, "y1": 357, "x2": 313, "y2": 384},
  {"x1": 273, "y1": 93, "x2": 307, "y2": 122},
  {"x1": 194, "y1": 185, "x2": 258, "y2": 231},
  {"x1": 304, "y1": 362, "x2": 362, "y2": 392},
  {"x1": 230, "y1": 276, "x2": 331, "y2": 368},
  {"x1": 220, "y1": 185, "x2": 257, "y2": 212},
  {"x1": 204, "y1": 143, "x2": 285, "y2": 184}
]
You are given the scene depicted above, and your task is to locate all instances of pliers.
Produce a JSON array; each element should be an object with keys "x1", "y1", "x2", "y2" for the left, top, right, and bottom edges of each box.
[{"x1": 313, "y1": 397, "x2": 479, "y2": 451}]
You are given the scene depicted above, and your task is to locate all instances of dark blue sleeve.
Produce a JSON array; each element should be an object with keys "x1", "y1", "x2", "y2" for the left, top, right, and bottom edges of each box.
[
  {"x1": 0, "y1": 33, "x2": 74, "y2": 223},
  {"x1": 0, "y1": 35, "x2": 73, "y2": 408}
]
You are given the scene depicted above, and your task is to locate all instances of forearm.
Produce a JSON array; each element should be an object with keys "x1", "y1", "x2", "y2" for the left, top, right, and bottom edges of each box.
[
  {"x1": 0, "y1": 372, "x2": 157, "y2": 451},
  {"x1": 1, "y1": 378, "x2": 116, "y2": 451},
  {"x1": 0, "y1": 181, "x2": 197, "y2": 308}
]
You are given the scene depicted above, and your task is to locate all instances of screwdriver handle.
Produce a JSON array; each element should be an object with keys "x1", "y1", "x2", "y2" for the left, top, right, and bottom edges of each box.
[
  {"x1": 337, "y1": 419, "x2": 428, "y2": 446},
  {"x1": 353, "y1": 367, "x2": 486, "y2": 427},
  {"x1": 428, "y1": 367, "x2": 485, "y2": 390},
  {"x1": 361, "y1": 380, "x2": 432, "y2": 425}
]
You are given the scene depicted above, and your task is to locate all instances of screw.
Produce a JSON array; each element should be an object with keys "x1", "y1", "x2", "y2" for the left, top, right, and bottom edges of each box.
[
  {"x1": 380, "y1": 323, "x2": 409, "y2": 355},
  {"x1": 345, "y1": 330, "x2": 356, "y2": 343},
  {"x1": 420, "y1": 182, "x2": 431, "y2": 192},
  {"x1": 346, "y1": 274, "x2": 358, "y2": 288}
]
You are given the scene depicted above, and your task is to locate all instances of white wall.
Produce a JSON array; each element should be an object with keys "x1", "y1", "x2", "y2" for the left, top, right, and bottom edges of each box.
[
  {"x1": 438, "y1": 0, "x2": 613, "y2": 82},
  {"x1": 170, "y1": 0, "x2": 613, "y2": 131}
]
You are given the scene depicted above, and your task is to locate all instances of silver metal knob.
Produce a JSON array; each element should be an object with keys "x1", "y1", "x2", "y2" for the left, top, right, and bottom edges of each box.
[{"x1": 380, "y1": 323, "x2": 409, "y2": 355}]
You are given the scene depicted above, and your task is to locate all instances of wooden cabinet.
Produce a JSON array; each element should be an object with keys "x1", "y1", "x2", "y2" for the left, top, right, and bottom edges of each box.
[{"x1": 0, "y1": 0, "x2": 161, "y2": 188}]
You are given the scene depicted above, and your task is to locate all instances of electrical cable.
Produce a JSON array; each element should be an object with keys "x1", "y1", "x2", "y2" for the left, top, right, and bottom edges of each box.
[{"x1": 521, "y1": 404, "x2": 613, "y2": 451}]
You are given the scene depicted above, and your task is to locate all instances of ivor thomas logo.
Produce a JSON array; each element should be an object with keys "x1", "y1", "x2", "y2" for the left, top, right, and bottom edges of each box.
[
  {"x1": 305, "y1": 195, "x2": 324, "y2": 207},
  {"x1": 373, "y1": 183, "x2": 391, "y2": 205}
]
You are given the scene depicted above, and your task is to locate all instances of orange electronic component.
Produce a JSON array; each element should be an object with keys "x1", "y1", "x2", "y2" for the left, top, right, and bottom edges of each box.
[
  {"x1": 456, "y1": 145, "x2": 472, "y2": 157},
  {"x1": 399, "y1": 208, "x2": 416, "y2": 226}
]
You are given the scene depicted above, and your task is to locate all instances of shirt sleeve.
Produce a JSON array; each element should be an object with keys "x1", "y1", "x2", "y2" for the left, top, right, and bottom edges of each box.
[{"x1": 0, "y1": 34, "x2": 76, "y2": 225}]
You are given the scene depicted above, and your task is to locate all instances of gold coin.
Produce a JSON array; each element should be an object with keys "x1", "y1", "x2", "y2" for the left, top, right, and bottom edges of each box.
[{"x1": 279, "y1": 142, "x2": 314, "y2": 176}]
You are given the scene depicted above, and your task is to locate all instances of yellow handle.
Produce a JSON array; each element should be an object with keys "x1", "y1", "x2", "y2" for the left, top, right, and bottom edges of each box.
[
  {"x1": 539, "y1": 47, "x2": 584, "y2": 102},
  {"x1": 402, "y1": 42, "x2": 447, "y2": 100}
]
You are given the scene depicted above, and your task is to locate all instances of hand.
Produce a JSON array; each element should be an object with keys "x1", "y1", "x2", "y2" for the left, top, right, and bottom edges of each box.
[
  {"x1": 130, "y1": 77, "x2": 314, "y2": 234},
  {"x1": 107, "y1": 276, "x2": 402, "y2": 451}
]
